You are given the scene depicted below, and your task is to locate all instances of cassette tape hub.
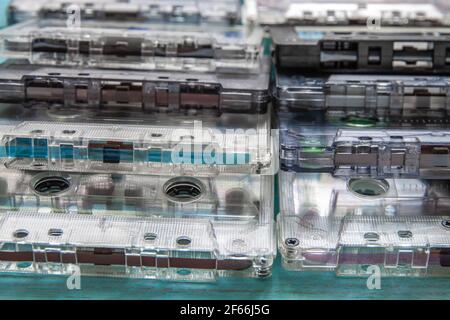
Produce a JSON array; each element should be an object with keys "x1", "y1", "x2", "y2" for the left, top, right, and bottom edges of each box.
[
  {"x1": 0, "y1": 19, "x2": 263, "y2": 73},
  {"x1": 0, "y1": 60, "x2": 270, "y2": 114},
  {"x1": 246, "y1": 0, "x2": 450, "y2": 26},
  {"x1": 8, "y1": 0, "x2": 242, "y2": 25},
  {"x1": 272, "y1": 26, "x2": 450, "y2": 73},
  {"x1": 0, "y1": 169, "x2": 274, "y2": 281},
  {"x1": 278, "y1": 171, "x2": 450, "y2": 277},
  {"x1": 278, "y1": 111, "x2": 450, "y2": 179}
]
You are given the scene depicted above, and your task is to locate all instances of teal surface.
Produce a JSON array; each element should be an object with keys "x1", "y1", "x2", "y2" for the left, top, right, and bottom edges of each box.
[
  {"x1": 0, "y1": 0, "x2": 7, "y2": 28},
  {"x1": 0, "y1": 260, "x2": 448, "y2": 300}
]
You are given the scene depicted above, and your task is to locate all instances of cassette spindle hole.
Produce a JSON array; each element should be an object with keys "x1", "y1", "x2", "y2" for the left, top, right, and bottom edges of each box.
[
  {"x1": 163, "y1": 177, "x2": 204, "y2": 203},
  {"x1": 442, "y1": 220, "x2": 450, "y2": 229},
  {"x1": 348, "y1": 178, "x2": 390, "y2": 197},
  {"x1": 176, "y1": 236, "x2": 192, "y2": 247},
  {"x1": 13, "y1": 229, "x2": 29, "y2": 239},
  {"x1": 33, "y1": 174, "x2": 71, "y2": 196}
]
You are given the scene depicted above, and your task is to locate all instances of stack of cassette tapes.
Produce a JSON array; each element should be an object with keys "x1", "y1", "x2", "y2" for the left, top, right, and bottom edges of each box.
[
  {"x1": 273, "y1": 0, "x2": 450, "y2": 277},
  {"x1": 0, "y1": 0, "x2": 448, "y2": 285},
  {"x1": 0, "y1": 0, "x2": 277, "y2": 282}
]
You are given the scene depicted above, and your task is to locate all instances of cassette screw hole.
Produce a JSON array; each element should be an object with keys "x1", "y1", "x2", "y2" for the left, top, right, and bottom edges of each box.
[
  {"x1": 144, "y1": 233, "x2": 157, "y2": 241},
  {"x1": 398, "y1": 230, "x2": 413, "y2": 239},
  {"x1": 176, "y1": 236, "x2": 191, "y2": 247},
  {"x1": 442, "y1": 220, "x2": 450, "y2": 229},
  {"x1": 364, "y1": 232, "x2": 380, "y2": 242},
  {"x1": 13, "y1": 229, "x2": 29, "y2": 239},
  {"x1": 48, "y1": 228, "x2": 63, "y2": 237},
  {"x1": 285, "y1": 238, "x2": 300, "y2": 247}
]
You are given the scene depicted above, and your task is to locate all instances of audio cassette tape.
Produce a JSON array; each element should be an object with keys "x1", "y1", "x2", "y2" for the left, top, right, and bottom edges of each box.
[
  {"x1": 0, "y1": 100, "x2": 275, "y2": 176},
  {"x1": 8, "y1": 0, "x2": 242, "y2": 25},
  {"x1": 0, "y1": 59, "x2": 270, "y2": 114},
  {"x1": 278, "y1": 111, "x2": 450, "y2": 179},
  {"x1": 272, "y1": 26, "x2": 450, "y2": 73},
  {"x1": 0, "y1": 19, "x2": 263, "y2": 73},
  {"x1": 0, "y1": 115, "x2": 275, "y2": 176},
  {"x1": 277, "y1": 171, "x2": 450, "y2": 277},
  {"x1": 246, "y1": 0, "x2": 449, "y2": 26},
  {"x1": 274, "y1": 71, "x2": 450, "y2": 118},
  {"x1": 0, "y1": 172, "x2": 275, "y2": 281}
]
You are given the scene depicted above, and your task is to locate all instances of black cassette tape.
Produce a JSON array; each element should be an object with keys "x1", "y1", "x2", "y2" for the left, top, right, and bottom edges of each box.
[{"x1": 272, "y1": 26, "x2": 450, "y2": 73}]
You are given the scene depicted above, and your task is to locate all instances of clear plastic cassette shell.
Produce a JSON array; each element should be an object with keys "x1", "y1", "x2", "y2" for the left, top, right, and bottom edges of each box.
[
  {"x1": 0, "y1": 59, "x2": 270, "y2": 114},
  {"x1": 0, "y1": 172, "x2": 275, "y2": 281},
  {"x1": 278, "y1": 171, "x2": 450, "y2": 277},
  {"x1": 0, "y1": 103, "x2": 276, "y2": 176},
  {"x1": 272, "y1": 26, "x2": 450, "y2": 73},
  {"x1": 278, "y1": 112, "x2": 450, "y2": 179},
  {"x1": 0, "y1": 19, "x2": 263, "y2": 73},
  {"x1": 8, "y1": 0, "x2": 242, "y2": 25},
  {"x1": 246, "y1": 0, "x2": 450, "y2": 26},
  {"x1": 274, "y1": 71, "x2": 450, "y2": 118}
]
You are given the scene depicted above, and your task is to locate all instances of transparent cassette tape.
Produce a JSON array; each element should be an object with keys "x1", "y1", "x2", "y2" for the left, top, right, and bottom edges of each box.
[
  {"x1": 278, "y1": 171, "x2": 450, "y2": 277},
  {"x1": 0, "y1": 19, "x2": 263, "y2": 73},
  {"x1": 272, "y1": 26, "x2": 450, "y2": 73},
  {"x1": 246, "y1": 0, "x2": 450, "y2": 26},
  {"x1": 278, "y1": 111, "x2": 450, "y2": 179},
  {"x1": 8, "y1": 0, "x2": 242, "y2": 25},
  {"x1": 0, "y1": 103, "x2": 275, "y2": 176},
  {"x1": 0, "y1": 59, "x2": 270, "y2": 113},
  {"x1": 274, "y1": 71, "x2": 450, "y2": 117},
  {"x1": 0, "y1": 172, "x2": 275, "y2": 281}
]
